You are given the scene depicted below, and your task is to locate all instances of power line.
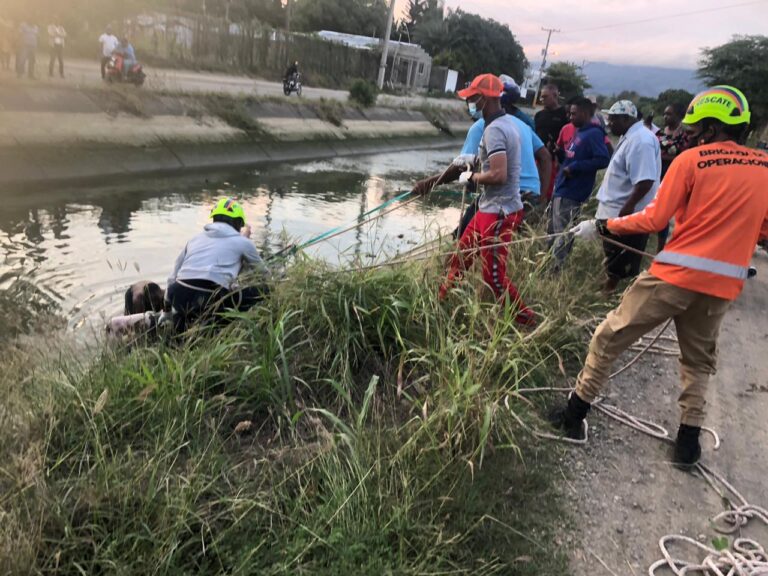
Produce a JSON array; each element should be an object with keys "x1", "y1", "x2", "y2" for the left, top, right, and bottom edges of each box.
[{"x1": 561, "y1": 0, "x2": 768, "y2": 34}]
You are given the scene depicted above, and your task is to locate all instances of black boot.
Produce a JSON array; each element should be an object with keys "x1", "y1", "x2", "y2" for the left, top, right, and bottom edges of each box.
[
  {"x1": 548, "y1": 393, "x2": 591, "y2": 440},
  {"x1": 673, "y1": 424, "x2": 701, "y2": 470}
]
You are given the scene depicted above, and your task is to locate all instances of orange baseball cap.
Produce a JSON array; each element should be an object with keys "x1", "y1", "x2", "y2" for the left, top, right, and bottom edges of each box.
[{"x1": 457, "y1": 74, "x2": 504, "y2": 100}]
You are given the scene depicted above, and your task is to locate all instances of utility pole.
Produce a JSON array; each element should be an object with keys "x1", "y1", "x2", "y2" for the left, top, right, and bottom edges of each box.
[
  {"x1": 532, "y1": 27, "x2": 560, "y2": 108},
  {"x1": 285, "y1": 0, "x2": 291, "y2": 32},
  {"x1": 377, "y1": 0, "x2": 396, "y2": 90}
]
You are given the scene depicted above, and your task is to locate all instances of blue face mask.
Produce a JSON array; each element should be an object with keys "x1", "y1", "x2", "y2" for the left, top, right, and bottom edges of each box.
[{"x1": 467, "y1": 101, "x2": 483, "y2": 120}]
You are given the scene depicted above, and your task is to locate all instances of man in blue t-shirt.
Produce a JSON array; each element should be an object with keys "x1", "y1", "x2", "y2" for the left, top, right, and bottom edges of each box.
[
  {"x1": 452, "y1": 79, "x2": 551, "y2": 232},
  {"x1": 548, "y1": 97, "x2": 610, "y2": 271}
]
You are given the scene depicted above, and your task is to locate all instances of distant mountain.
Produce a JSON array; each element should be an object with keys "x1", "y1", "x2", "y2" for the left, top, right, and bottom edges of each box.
[{"x1": 581, "y1": 61, "x2": 705, "y2": 98}]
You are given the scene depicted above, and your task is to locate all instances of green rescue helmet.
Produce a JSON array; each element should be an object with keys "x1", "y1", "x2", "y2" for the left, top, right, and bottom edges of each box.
[
  {"x1": 683, "y1": 85, "x2": 751, "y2": 126},
  {"x1": 211, "y1": 197, "x2": 246, "y2": 223}
]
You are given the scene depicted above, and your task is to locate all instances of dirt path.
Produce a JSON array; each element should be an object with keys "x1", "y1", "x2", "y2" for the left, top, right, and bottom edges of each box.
[
  {"x1": 2, "y1": 58, "x2": 465, "y2": 110},
  {"x1": 560, "y1": 250, "x2": 768, "y2": 575}
]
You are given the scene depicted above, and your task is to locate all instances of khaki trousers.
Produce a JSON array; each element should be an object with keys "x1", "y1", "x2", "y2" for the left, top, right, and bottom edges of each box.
[{"x1": 575, "y1": 272, "x2": 731, "y2": 427}]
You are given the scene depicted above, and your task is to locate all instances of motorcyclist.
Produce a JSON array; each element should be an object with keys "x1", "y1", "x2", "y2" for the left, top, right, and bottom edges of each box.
[
  {"x1": 284, "y1": 60, "x2": 299, "y2": 84},
  {"x1": 117, "y1": 36, "x2": 136, "y2": 80}
]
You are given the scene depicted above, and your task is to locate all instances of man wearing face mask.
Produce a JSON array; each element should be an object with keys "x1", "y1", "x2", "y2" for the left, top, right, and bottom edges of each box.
[
  {"x1": 446, "y1": 75, "x2": 552, "y2": 229},
  {"x1": 415, "y1": 74, "x2": 535, "y2": 325},
  {"x1": 554, "y1": 86, "x2": 768, "y2": 469}
]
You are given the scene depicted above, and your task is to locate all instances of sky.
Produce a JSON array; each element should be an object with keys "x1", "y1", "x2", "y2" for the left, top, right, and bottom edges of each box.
[{"x1": 394, "y1": 0, "x2": 768, "y2": 69}]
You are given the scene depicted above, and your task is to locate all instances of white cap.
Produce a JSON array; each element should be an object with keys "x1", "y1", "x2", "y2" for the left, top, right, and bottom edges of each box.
[{"x1": 602, "y1": 100, "x2": 638, "y2": 118}]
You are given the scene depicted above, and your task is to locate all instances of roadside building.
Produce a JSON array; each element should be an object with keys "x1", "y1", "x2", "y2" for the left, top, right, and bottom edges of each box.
[{"x1": 317, "y1": 30, "x2": 432, "y2": 91}]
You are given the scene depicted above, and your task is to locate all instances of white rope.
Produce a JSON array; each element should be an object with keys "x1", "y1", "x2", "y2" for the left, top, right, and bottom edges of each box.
[
  {"x1": 505, "y1": 319, "x2": 765, "y2": 575},
  {"x1": 648, "y1": 532, "x2": 768, "y2": 575}
]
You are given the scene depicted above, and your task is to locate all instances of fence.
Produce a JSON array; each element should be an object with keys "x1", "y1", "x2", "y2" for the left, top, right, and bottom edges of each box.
[{"x1": 128, "y1": 13, "x2": 380, "y2": 87}]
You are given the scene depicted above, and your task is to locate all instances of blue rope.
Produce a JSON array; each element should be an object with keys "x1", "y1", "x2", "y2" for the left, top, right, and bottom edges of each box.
[
  {"x1": 295, "y1": 189, "x2": 415, "y2": 251},
  {"x1": 270, "y1": 187, "x2": 464, "y2": 261}
]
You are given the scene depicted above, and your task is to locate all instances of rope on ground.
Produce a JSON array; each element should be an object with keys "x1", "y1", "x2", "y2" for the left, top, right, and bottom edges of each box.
[
  {"x1": 504, "y1": 313, "x2": 761, "y2": 574},
  {"x1": 648, "y1": 532, "x2": 768, "y2": 575}
]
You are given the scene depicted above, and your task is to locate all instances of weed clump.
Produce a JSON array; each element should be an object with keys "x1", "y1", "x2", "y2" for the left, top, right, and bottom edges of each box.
[
  {"x1": 348, "y1": 79, "x2": 379, "y2": 108},
  {"x1": 0, "y1": 237, "x2": 608, "y2": 574},
  {"x1": 314, "y1": 98, "x2": 345, "y2": 127}
]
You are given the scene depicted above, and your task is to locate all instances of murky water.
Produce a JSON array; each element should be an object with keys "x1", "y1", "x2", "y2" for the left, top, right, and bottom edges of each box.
[{"x1": 1, "y1": 148, "x2": 461, "y2": 331}]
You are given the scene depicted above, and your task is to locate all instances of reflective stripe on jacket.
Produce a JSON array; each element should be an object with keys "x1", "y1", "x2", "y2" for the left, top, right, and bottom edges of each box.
[{"x1": 607, "y1": 141, "x2": 768, "y2": 300}]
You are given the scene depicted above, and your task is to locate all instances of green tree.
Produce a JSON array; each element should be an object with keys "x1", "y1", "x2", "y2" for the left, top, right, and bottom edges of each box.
[
  {"x1": 543, "y1": 62, "x2": 591, "y2": 101},
  {"x1": 614, "y1": 89, "x2": 639, "y2": 102},
  {"x1": 403, "y1": 0, "x2": 443, "y2": 36},
  {"x1": 699, "y1": 35, "x2": 768, "y2": 128},
  {"x1": 416, "y1": 9, "x2": 527, "y2": 81},
  {"x1": 292, "y1": 0, "x2": 388, "y2": 37},
  {"x1": 656, "y1": 88, "x2": 695, "y2": 110}
]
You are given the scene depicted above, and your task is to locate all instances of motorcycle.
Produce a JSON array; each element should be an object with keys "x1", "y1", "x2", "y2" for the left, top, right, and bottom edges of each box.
[
  {"x1": 283, "y1": 72, "x2": 302, "y2": 96},
  {"x1": 105, "y1": 53, "x2": 146, "y2": 87}
]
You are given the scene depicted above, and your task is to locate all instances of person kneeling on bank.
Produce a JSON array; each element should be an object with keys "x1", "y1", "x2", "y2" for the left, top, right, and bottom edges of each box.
[{"x1": 165, "y1": 198, "x2": 269, "y2": 333}]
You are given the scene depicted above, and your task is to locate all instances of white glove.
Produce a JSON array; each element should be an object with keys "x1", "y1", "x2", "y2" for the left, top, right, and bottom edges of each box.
[
  {"x1": 569, "y1": 220, "x2": 599, "y2": 241},
  {"x1": 452, "y1": 154, "x2": 476, "y2": 168},
  {"x1": 157, "y1": 311, "x2": 172, "y2": 328},
  {"x1": 458, "y1": 170, "x2": 473, "y2": 185}
]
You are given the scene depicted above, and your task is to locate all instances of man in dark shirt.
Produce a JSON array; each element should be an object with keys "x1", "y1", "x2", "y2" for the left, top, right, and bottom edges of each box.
[{"x1": 535, "y1": 83, "x2": 569, "y2": 200}]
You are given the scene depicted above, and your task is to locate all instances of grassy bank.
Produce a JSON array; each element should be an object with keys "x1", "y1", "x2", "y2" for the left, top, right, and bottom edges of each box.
[{"x1": 0, "y1": 234, "x2": 609, "y2": 575}]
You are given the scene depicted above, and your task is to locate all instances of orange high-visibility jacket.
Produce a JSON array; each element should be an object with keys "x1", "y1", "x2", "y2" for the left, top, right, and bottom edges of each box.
[{"x1": 607, "y1": 141, "x2": 768, "y2": 300}]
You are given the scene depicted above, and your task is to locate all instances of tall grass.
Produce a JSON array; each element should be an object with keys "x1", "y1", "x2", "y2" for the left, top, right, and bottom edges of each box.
[{"x1": 0, "y1": 234, "x2": 609, "y2": 575}]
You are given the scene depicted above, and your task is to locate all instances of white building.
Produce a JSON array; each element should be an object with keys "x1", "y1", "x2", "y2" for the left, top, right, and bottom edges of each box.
[{"x1": 317, "y1": 30, "x2": 432, "y2": 91}]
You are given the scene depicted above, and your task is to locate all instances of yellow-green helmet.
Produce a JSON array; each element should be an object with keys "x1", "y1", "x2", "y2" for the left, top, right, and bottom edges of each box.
[
  {"x1": 683, "y1": 85, "x2": 751, "y2": 126},
  {"x1": 210, "y1": 197, "x2": 246, "y2": 223}
]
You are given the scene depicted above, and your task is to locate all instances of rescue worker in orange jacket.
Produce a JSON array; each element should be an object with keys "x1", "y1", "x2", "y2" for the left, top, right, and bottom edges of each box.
[{"x1": 550, "y1": 85, "x2": 768, "y2": 468}]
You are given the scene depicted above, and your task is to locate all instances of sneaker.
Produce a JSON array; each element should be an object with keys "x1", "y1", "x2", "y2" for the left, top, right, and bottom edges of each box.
[
  {"x1": 515, "y1": 307, "x2": 537, "y2": 327},
  {"x1": 672, "y1": 424, "x2": 701, "y2": 470}
]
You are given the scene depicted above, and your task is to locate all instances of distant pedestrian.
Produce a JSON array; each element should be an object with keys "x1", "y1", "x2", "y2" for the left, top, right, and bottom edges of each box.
[
  {"x1": 535, "y1": 84, "x2": 569, "y2": 201},
  {"x1": 47, "y1": 20, "x2": 66, "y2": 78},
  {"x1": 655, "y1": 102, "x2": 690, "y2": 251},
  {"x1": 99, "y1": 24, "x2": 119, "y2": 79},
  {"x1": 17, "y1": 21, "x2": 38, "y2": 79},
  {"x1": 0, "y1": 20, "x2": 12, "y2": 71},
  {"x1": 548, "y1": 97, "x2": 611, "y2": 271},
  {"x1": 595, "y1": 100, "x2": 661, "y2": 292}
]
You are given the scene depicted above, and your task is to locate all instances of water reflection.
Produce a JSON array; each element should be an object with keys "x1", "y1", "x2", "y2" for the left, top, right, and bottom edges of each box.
[{"x1": 0, "y1": 148, "x2": 459, "y2": 329}]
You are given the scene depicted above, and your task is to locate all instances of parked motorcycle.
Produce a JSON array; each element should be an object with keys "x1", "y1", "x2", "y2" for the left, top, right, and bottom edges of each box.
[
  {"x1": 283, "y1": 73, "x2": 302, "y2": 96},
  {"x1": 105, "y1": 54, "x2": 146, "y2": 87}
]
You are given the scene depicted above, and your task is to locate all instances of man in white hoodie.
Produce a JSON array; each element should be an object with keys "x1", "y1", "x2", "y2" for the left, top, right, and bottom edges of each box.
[{"x1": 165, "y1": 198, "x2": 269, "y2": 333}]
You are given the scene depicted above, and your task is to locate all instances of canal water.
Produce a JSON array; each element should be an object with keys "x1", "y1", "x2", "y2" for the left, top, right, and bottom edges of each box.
[{"x1": 1, "y1": 148, "x2": 461, "y2": 330}]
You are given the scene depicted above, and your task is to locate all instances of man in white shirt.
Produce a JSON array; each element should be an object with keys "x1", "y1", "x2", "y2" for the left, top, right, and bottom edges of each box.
[
  {"x1": 596, "y1": 100, "x2": 661, "y2": 291},
  {"x1": 98, "y1": 25, "x2": 119, "y2": 79},
  {"x1": 47, "y1": 20, "x2": 66, "y2": 78}
]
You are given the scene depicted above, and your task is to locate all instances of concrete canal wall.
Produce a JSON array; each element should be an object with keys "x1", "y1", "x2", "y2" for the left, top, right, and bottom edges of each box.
[{"x1": 0, "y1": 84, "x2": 471, "y2": 186}]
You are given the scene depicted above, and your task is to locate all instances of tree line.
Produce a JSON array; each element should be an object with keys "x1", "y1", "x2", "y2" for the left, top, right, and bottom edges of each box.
[
  {"x1": 537, "y1": 35, "x2": 767, "y2": 129},
  {"x1": 5, "y1": 0, "x2": 765, "y2": 127}
]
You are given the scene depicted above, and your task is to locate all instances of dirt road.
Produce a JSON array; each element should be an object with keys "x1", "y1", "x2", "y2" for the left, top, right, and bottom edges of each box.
[
  {"x1": 559, "y1": 249, "x2": 768, "y2": 574},
  {"x1": 26, "y1": 58, "x2": 465, "y2": 110}
]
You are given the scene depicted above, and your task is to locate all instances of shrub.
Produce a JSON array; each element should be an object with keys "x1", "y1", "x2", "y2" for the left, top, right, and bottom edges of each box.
[{"x1": 348, "y1": 79, "x2": 378, "y2": 108}]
